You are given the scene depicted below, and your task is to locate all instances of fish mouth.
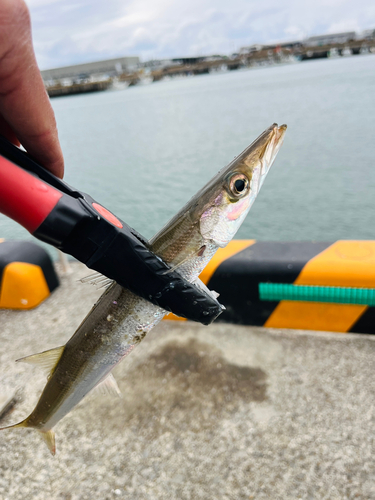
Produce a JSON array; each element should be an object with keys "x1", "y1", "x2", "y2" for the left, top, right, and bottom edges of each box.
[
  {"x1": 221, "y1": 123, "x2": 287, "y2": 180},
  {"x1": 265, "y1": 123, "x2": 287, "y2": 157},
  {"x1": 152, "y1": 123, "x2": 287, "y2": 251},
  {"x1": 195, "y1": 122, "x2": 287, "y2": 209},
  {"x1": 259, "y1": 123, "x2": 287, "y2": 188},
  {"x1": 221, "y1": 123, "x2": 287, "y2": 193},
  {"x1": 197, "y1": 123, "x2": 287, "y2": 248}
]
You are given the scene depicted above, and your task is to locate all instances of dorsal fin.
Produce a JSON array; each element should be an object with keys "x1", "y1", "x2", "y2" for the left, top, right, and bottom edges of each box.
[{"x1": 16, "y1": 346, "x2": 65, "y2": 376}]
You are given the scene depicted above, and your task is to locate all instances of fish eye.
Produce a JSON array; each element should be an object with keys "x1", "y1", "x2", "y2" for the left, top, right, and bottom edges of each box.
[
  {"x1": 228, "y1": 173, "x2": 249, "y2": 198},
  {"x1": 234, "y1": 179, "x2": 246, "y2": 192}
]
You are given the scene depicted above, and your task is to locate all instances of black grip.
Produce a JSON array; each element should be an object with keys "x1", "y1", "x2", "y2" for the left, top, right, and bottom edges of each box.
[
  {"x1": 34, "y1": 195, "x2": 223, "y2": 325},
  {"x1": 0, "y1": 136, "x2": 223, "y2": 325}
]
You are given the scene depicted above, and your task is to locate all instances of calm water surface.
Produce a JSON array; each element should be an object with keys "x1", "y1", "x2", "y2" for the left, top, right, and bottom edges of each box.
[{"x1": 1, "y1": 55, "x2": 375, "y2": 250}]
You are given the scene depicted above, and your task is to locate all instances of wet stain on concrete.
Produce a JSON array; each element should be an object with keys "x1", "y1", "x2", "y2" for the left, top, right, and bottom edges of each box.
[
  {"x1": 148, "y1": 339, "x2": 267, "y2": 404},
  {"x1": 96, "y1": 338, "x2": 267, "y2": 438}
]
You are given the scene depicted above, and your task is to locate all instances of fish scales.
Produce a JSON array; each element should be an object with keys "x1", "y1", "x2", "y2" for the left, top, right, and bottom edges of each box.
[{"x1": 21, "y1": 238, "x2": 216, "y2": 432}]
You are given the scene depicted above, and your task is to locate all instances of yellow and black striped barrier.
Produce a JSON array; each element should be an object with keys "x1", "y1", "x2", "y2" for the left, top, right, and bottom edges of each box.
[
  {"x1": 0, "y1": 240, "x2": 59, "y2": 309},
  {"x1": 165, "y1": 240, "x2": 375, "y2": 334}
]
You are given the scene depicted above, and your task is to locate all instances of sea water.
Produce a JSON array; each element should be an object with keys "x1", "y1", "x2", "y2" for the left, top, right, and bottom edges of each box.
[{"x1": 1, "y1": 54, "x2": 375, "y2": 249}]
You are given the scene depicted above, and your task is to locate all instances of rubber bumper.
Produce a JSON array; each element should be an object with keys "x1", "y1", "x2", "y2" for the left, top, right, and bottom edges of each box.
[
  {"x1": 165, "y1": 240, "x2": 375, "y2": 334},
  {"x1": 0, "y1": 240, "x2": 59, "y2": 309}
]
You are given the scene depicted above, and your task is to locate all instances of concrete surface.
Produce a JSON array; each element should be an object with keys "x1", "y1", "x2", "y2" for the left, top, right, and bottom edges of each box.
[{"x1": 0, "y1": 263, "x2": 374, "y2": 500}]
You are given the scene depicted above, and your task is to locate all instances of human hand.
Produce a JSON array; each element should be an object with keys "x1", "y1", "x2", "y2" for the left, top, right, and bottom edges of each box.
[{"x1": 0, "y1": 0, "x2": 64, "y2": 177}]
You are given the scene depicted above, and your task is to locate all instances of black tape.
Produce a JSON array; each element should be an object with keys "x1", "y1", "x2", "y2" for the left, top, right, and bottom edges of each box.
[
  {"x1": 0, "y1": 136, "x2": 222, "y2": 324},
  {"x1": 34, "y1": 196, "x2": 222, "y2": 325}
]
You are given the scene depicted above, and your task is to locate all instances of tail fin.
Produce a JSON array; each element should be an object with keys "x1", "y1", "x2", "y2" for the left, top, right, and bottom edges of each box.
[
  {"x1": 1, "y1": 421, "x2": 56, "y2": 455},
  {"x1": 0, "y1": 420, "x2": 27, "y2": 431},
  {"x1": 40, "y1": 430, "x2": 56, "y2": 455}
]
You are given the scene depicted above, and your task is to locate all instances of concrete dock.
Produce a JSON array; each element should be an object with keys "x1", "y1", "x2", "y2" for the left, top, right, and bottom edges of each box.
[
  {"x1": 47, "y1": 81, "x2": 111, "y2": 98},
  {"x1": 0, "y1": 263, "x2": 374, "y2": 499}
]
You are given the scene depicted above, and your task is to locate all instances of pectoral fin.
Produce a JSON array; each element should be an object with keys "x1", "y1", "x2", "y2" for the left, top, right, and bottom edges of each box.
[
  {"x1": 80, "y1": 272, "x2": 114, "y2": 289},
  {"x1": 192, "y1": 277, "x2": 220, "y2": 300},
  {"x1": 16, "y1": 346, "x2": 65, "y2": 376}
]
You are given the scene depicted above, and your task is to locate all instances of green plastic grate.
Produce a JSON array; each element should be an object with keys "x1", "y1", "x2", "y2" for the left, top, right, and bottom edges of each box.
[{"x1": 259, "y1": 283, "x2": 375, "y2": 306}]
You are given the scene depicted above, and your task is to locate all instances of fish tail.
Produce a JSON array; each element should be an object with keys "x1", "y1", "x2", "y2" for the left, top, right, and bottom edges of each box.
[
  {"x1": 0, "y1": 419, "x2": 28, "y2": 431},
  {"x1": 39, "y1": 429, "x2": 56, "y2": 455},
  {"x1": 0, "y1": 420, "x2": 56, "y2": 455}
]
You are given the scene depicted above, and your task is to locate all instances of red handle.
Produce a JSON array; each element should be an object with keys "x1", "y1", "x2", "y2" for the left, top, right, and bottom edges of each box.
[{"x1": 0, "y1": 155, "x2": 62, "y2": 233}]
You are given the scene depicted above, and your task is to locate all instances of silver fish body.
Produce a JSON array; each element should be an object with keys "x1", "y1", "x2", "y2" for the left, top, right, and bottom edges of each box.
[{"x1": 1, "y1": 123, "x2": 286, "y2": 453}]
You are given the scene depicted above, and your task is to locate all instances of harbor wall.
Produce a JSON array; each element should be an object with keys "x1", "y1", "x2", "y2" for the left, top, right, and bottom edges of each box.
[{"x1": 167, "y1": 240, "x2": 375, "y2": 334}]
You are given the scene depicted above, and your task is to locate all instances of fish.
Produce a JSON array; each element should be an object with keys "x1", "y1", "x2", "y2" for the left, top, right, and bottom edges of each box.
[{"x1": 0, "y1": 123, "x2": 286, "y2": 454}]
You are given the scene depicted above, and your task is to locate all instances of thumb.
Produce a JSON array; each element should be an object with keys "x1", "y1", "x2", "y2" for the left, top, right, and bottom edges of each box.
[{"x1": 0, "y1": 0, "x2": 64, "y2": 177}]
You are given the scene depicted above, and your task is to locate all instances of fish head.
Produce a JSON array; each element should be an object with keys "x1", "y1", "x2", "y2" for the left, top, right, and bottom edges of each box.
[
  {"x1": 196, "y1": 123, "x2": 287, "y2": 247},
  {"x1": 150, "y1": 123, "x2": 286, "y2": 270}
]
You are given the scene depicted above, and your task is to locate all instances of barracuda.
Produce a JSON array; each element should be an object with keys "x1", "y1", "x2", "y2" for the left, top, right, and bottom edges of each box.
[{"x1": 1, "y1": 123, "x2": 286, "y2": 454}]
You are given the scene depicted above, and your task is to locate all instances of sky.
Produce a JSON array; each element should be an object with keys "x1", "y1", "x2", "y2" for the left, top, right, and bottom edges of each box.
[{"x1": 26, "y1": 0, "x2": 375, "y2": 70}]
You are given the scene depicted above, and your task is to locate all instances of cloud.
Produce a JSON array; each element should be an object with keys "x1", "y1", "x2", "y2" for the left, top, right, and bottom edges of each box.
[{"x1": 25, "y1": 0, "x2": 375, "y2": 69}]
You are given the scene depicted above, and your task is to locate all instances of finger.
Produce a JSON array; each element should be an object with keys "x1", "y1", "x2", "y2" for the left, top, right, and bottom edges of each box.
[{"x1": 0, "y1": 0, "x2": 64, "y2": 177}]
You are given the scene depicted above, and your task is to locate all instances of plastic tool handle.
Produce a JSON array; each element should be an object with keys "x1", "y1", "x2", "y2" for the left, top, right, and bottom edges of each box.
[
  {"x1": 0, "y1": 139, "x2": 223, "y2": 325},
  {"x1": 0, "y1": 155, "x2": 62, "y2": 232}
]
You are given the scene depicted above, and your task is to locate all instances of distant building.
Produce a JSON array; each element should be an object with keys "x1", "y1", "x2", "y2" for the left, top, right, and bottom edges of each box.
[
  {"x1": 142, "y1": 59, "x2": 182, "y2": 69},
  {"x1": 360, "y1": 28, "x2": 375, "y2": 40},
  {"x1": 171, "y1": 57, "x2": 205, "y2": 65},
  {"x1": 305, "y1": 32, "x2": 356, "y2": 46},
  {"x1": 240, "y1": 40, "x2": 302, "y2": 55},
  {"x1": 203, "y1": 55, "x2": 227, "y2": 61},
  {"x1": 263, "y1": 41, "x2": 303, "y2": 51},
  {"x1": 41, "y1": 56, "x2": 140, "y2": 82},
  {"x1": 239, "y1": 44, "x2": 264, "y2": 54}
]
